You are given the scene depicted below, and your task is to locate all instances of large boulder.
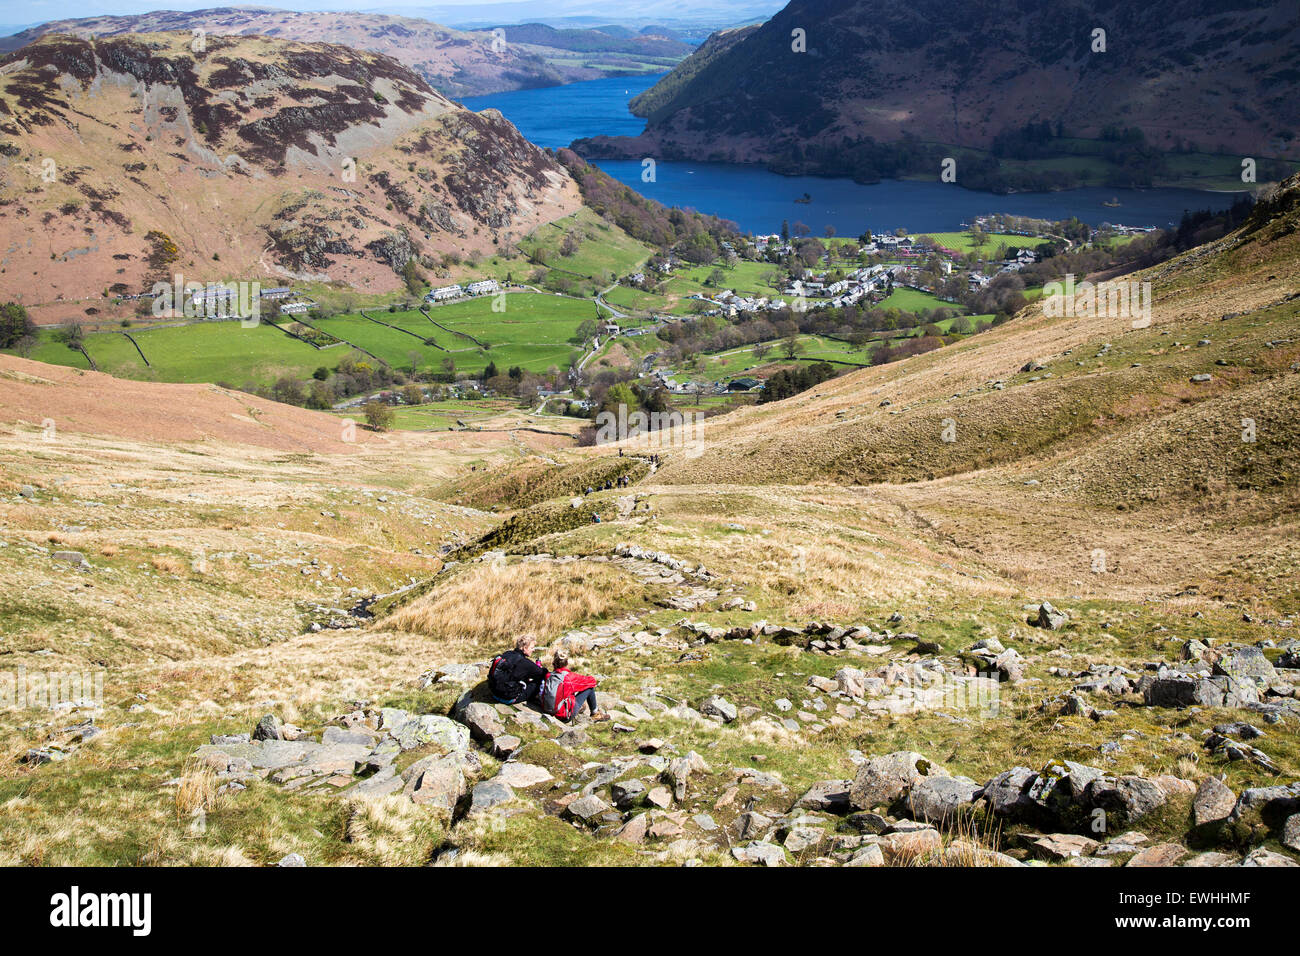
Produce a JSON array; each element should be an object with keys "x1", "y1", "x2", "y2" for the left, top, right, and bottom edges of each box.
[
  {"x1": 1034, "y1": 602, "x2": 1068, "y2": 630},
  {"x1": 1192, "y1": 776, "x2": 1236, "y2": 828},
  {"x1": 403, "y1": 753, "x2": 469, "y2": 811},
  {"x1": 794, "y1": 780, "x2": 853, "y2": 814},
  {"x1": 1233, "y1": 781, "x2": 1300, "y2": 829},
  {"x1": 849, "y1": 752, "x2": 944, "y2": 811},
  {"x1": 699, "y1": 695, "x2": 737, "y2": 723},
  {"x1": 457, "y1": 702, "x2": 505, "y2": 742},
  {"x1": 252, "y1": 714, "x2": 283, "y2": 741},
  {"x1": 1144, "y1": 677, "x2": 1222, "y2": 708},
  {"x1": 1213, "y1": 647, "x2": 1277, "y2": 686},
  {"x1": 394, "y1": 714, "x2": 471, "y2": 754},
  {"x1": 1085, "y1": 775, "x2": 1168, "y2": 825},
  {"x1": 907, "y1": 775, "x2": 981, "y2": 824}
]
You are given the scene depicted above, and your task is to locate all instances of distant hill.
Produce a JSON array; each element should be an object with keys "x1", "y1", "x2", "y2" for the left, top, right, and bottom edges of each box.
[
  {"x1": 0, "y1": 33, "x2": 579, "y2": 308},
  {"x1": 577, "y1": 0, "x2": 1300, "y2": 188},
  {"x1": 495, "y1": 22, "x2": 692, "y2": 58},
  {"x1": 0, "y1": 8, "x2": 691, "y2": 97}
]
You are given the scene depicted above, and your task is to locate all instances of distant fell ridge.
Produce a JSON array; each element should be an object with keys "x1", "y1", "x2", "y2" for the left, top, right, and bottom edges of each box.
[
  {"x1": 578, "y1": 0, "x2": 1300, "y2": 184},
  {"x1": 0, "y1": 33, "x2": 579, "y2": 305}
]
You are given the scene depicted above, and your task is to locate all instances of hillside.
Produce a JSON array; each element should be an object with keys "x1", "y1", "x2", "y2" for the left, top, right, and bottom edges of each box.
[
  {"x1": 577, "y1": 0, "x2": 1300, "y2": 187},
  {"x1": 627, "y1": 22, "x2": 758, "y2": 119},
  {"x1": 1, "y1": 177, "x2": 1298, "y2": 870},
  {"x1": 0, "y1": 33, "x2": 579, "y2": 313},
  {"x1": 0, "y1": 8, "x2": 689, "y2": 96}
]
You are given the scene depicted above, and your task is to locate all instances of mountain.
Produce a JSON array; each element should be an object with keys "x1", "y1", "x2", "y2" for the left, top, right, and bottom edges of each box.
[
  {"x1": 0, "y1": 33, "x2": 579, "y2": 309},
  {"x1": 0, "y1": 8, "x2": 688, "y2": 97},
  {"x1": 577, "y1": 0, "x2": 1300, "y2": 186}
]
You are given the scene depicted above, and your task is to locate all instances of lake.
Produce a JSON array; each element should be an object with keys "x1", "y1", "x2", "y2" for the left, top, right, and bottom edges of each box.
[{"x1": 462, "y1": 75, "x2": 1242, "y2": 236}]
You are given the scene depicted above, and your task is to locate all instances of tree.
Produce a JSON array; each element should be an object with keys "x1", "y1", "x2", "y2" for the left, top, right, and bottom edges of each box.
[
  {"x1": 484, "y1": 360, "x2": 499, "y2": 380},
  {"x1": 601, "y1": 382, "x2": 639, "y2": 416},
  {"x1": 782, "y1": 335, "x2": 804, "y2": 360},
  {"x1": 753, "y1": 341, "x2": 772, "y2": 360},
  {"x1": 364, "y1": 401, "x2": 395, "y2": 431},
  {"x1": 402, "y1": 258, "x2": 425, "y2": 297},
  {"x1": 0, "y1": 302, "x2": 36, "y2": 349}
]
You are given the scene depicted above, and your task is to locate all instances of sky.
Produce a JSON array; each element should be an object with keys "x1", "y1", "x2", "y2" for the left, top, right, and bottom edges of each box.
[{"x1": 4, "y1": 0, "x2": 784, "y2": 30}]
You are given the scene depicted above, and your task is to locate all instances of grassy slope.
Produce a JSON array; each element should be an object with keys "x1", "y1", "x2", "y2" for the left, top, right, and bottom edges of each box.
[{"x1": 2, "y1": 180, "x2": 1299, "y2": 869}]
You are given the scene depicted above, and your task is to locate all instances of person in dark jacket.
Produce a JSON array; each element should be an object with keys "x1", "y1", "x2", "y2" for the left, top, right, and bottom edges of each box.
[{"x1": 488, "y1": 635, "x2": 546, "y2": 704}]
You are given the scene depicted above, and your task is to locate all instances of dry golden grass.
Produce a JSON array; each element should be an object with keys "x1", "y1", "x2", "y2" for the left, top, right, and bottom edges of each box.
[
  {"x1": 386, "y1": 561, "x2": 639, "y2": 648},
  {"x1": 173, "y1": 762, "x2": 217, "y2": 818},
  {"x1": 340, "y1": 794, "x2": 446, "y2": 866},
  {"x1": 151, "y1": 555, "x2": 185, "y2": 575}
]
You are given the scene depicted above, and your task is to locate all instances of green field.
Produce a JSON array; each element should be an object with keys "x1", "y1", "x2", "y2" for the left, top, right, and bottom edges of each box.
[
  {"x1": 878, "y1": 288, "x2": 962, "y2": 314},
  {"x1": 919, "y1": 231, "x2": 1053, "y2": 255},
  {"x1": 664, "y1": 260, "x2": 788, "y2": 299},
  {"x1": 314, "y1": 294, "x2": 611, "y2": 375},
  {"x1": 520, "y1": 208, "x2": 655, "y2": 287},
  {"x1": 338, "y1": 398, "x2": 523, "y2": 431},
  {"x1": 5, "y1": 322, "x2": 330, "y2": 386}
]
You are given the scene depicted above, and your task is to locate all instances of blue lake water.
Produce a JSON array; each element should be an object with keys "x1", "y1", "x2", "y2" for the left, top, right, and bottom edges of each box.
[{"x1": 462, "y1": 75, "x2": 1242, "y2": 236}]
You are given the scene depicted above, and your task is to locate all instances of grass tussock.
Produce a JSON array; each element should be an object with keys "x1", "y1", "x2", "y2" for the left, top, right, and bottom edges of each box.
[
  {"x1": 385, "y1": 561, "x2": 639, "y2": 647},
  {"x1": 340, "y1": 795, "x2": 446, "y2": 866}
]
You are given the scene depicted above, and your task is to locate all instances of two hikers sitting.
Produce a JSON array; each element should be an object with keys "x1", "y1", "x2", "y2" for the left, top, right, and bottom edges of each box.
[{"x1": 488, "y1": 635, "x2": 608, "y2": 722}]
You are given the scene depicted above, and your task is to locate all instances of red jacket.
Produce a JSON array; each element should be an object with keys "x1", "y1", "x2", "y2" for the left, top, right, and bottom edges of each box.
[{"x1": 545, "y1": 668, "x2": 598, "y2": 718}]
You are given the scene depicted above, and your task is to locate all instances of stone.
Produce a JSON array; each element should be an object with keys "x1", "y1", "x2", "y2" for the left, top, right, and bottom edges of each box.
[
  {"x1": 613, "y1": 813, "x2": 648, "y2": 844},
  {"x1": 495, "y1": 763, "x2": 553, "y2": 789},
  {"x1": 1241, "y1": 848, "x2": 1298, "y2": 867},
  {"x1": 1192, "y1": 776, "x2": 1236, "y2": 827},
  {"x1": 1030, "y1": 833, "x2": 1098, "y2": 860},
  {"x1": 732, "y1": 841, "x2": 786, "y2": 866},
  {"x1": 907, "y1": 775, "x2": 980, "y2": 824},
  {"x1": 611, "y1": 779, "x2": 647, "y2": 808},
  {"x1": 1086, "y1": 775, "x2": 1167, "y2": 824},
  {"x1": 1233, "y1": 782, "x2": 1300, "y2": 827},
  {"x1": 253, "y1": 714, "x2": 283, "y2": 741},
  {"x1": 1144, "y1": 677, "x2": 1220, "y2": 708},
  {"x1": 877, "y1": 827, "x2": 941, "y2": 864},
  {"x1": 732, "y1": 811, "x2": 770, "y2": 842},
  {"x1": 1183, "y1": 852, "x2": 1239, "y2": 867},
  {"x1": 1282, "y1": 813, "x2": 1300, "y2": 852},
  {"x1": 794, "y1": 779, "x2": 853, "y2": 813},
  {"x1": 1035, "y1": 602, "x2": 1068, "y2": 630},
  {"x1": 849, "y1": 751, "x2": 944, "y2": 811},
  {"x1": 52, "y1": 551, "x2": 86, "y2": 566},
  {"x1": 393, "y1": 715, "x2": 470, "y2": 754},
  {"x1": 699, "y1": 695, "x2": 737, "y2": 722},
  {"x1": 646, "y1": 786, "x2": 672, "y2": 809},
  {"x1": 565, "y1": 794, "x2": 610, "y2": 824},
  {"x1": 321, "y1": 727, "x2": 374, "y2": 747},
  {"x1": 1213, "y1": 647, "x2": 1277, "y2": 685},
  {"x1": 844, "y1": 843, "x2": 886, "y2": 867},
  {"x1": 469, "y1": 779, "x2": 515, "y2": 813},
  {"x1": 1125, "y1": 843, "x2": 1186, "y2": 867},
  {"x1": 404, "y1": 753, "x2": 469, "y2": 811},
  {"x1": 277, "y1": 853, "x2": 306, "y2": 867},
  {"x1": 459, "y1": 701, "x2": 506, "y2": 741},
  {"x1": 783, "y1": 826, "x2": 825, "y2": 854},
  {"x1": 492, "y1": 735, "x2": 522, "y2": 759}
]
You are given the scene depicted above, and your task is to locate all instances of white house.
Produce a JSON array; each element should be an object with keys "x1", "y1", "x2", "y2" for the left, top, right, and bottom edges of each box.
[{"x1": 426, "y1": 284, "x2": 463, "y2": 302}]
